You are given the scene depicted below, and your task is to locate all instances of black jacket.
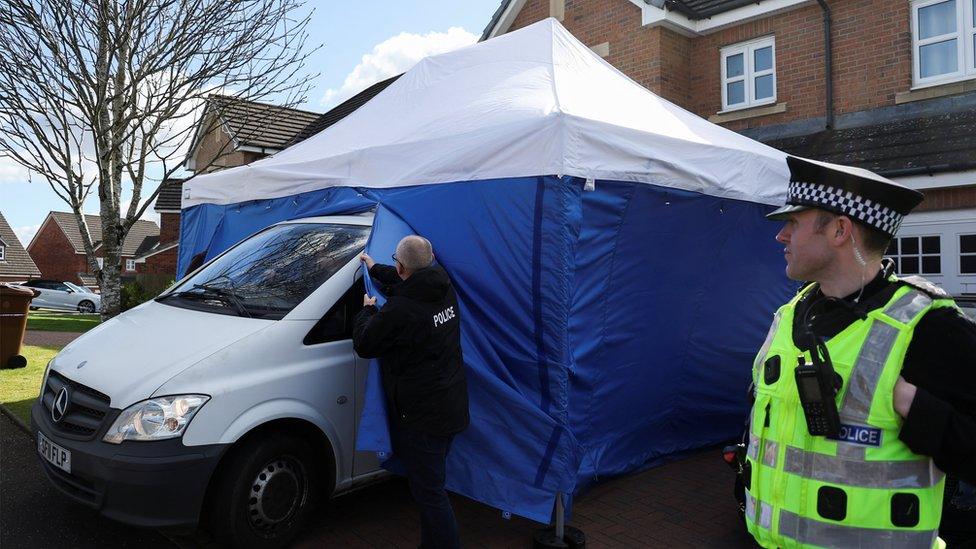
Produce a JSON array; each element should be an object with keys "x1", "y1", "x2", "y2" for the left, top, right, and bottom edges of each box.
[{"x1": 353, "y1": 263, "x2": 469, "y2": 436}]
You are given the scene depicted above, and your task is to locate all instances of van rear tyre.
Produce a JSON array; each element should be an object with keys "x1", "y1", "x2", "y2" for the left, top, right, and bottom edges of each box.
[{"x1": 208, "y1": 433, "x2": 323, "y2": 549}]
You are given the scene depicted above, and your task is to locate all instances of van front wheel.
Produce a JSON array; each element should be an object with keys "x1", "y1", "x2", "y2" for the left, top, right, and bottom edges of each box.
[{"x1": 208, "y1": 433, "x2": 322, "y2": 548}]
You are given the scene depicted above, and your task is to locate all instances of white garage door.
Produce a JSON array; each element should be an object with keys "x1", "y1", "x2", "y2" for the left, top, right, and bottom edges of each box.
[{"x1": 888, "y1": 208, "x2": 976, "y2": 297}]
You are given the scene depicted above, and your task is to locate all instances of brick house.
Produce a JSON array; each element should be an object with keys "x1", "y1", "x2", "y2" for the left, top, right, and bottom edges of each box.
[
  {"x1": 0, "y1": 211, "x2": 41, "y2": 283},
  {"x1": 184, "y1": 95, "x2": 322, "y2": 174},
  {"x1": 482, "y1": 0, "x2": 976, "y2": 295},
  {"x1": 151, "y1": 87, "x2": 399, "y2": 278},
  {"x1": 27, "y1": 212, "x2": 159, "y2": 289}
]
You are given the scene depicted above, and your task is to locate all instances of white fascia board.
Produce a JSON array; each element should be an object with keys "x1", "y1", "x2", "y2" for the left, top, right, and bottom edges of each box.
[
  {"x1": 486, "y1": 0, "x2": 529, "y2": 40},
  {"x1": 901, "y1": 207, "x2": 976, "y2": 225},
  {"x1": 135, "y1": 242, "x2": 179, "y2": 262},
  {"x1": 635, "y1": 0, "x2": 814, "y2": 36},
  {"x1": 893, "y1": 170, "x2": 976, "y2": 190},
  {"x1": 238, "y1": 145, "x2": 281, "y2": 155}
]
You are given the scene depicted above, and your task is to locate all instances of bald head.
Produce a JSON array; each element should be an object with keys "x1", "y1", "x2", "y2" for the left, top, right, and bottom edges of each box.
[{"x1": 395, "y1": 235, "x2": 434, "y2": 271}]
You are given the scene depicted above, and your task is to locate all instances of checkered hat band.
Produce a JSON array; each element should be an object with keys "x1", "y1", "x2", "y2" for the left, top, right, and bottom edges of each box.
[{"x1": 788, "y1": 181, "x2": 904, "y2": 235}]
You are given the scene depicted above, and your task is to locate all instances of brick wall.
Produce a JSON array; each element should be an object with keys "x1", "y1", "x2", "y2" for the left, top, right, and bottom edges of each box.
[
  {"x1": 28, "y1": 219, "x2": 87, "y2": 284},
  {"x1": 509, "y1": 0, "x2": 696, "y2": 110},
  {"x1": 192, "y1": 116, "x2": 265, "y2": 173},
  {"x1": 503, "y1": 0, "x2": 915, "y2": 129},
  {"x1": 140, "y1": 247, "x2": 178, "y2": 277},
  {"x1": 159, "y1": 212, "x2": 180, "y2": 244}
]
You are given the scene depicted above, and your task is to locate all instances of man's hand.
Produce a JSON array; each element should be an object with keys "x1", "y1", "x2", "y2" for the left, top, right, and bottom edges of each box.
[
  {"x1": 894, "y1": 376, "x2": 917, "y2": 419},
  {"x1": 363, "y1": 294, "x2": 377, "y2": 307},
  {"x1": 360, "y1": 252, "x2": 376, "y2": 269}
]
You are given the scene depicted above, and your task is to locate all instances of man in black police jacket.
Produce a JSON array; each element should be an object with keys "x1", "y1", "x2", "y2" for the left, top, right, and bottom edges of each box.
[{"x1": 353, "y1": 235, "x2": 468, "y2": 549}]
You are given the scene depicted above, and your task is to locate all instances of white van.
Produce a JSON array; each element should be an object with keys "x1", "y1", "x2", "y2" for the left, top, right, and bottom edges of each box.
[{"x1": 30, "y1": 215, "x2": 388, "y2": 547}]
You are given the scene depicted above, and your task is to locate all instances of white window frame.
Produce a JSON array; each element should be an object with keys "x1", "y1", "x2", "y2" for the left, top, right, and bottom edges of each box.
[
  {"x1": 886, "y1": 234, "x2": 943, "y2": 275},
  {"x1": 96, "y1": 257, "x2": 104, "y2": 269},
  {"x1": 720, "y1": 36, "x2": 776, "y2": 112},
  {"x1": 125, "y1": 259, "x2": 136, "y2": 271},
  {"x1": 960, "y1": 233, "x2": 976, "y2": 275},
  {"x1": 0, "y1": 245, "x2": 5, "y2": 260},
  {"x1": 911, "y1": 0, "x2": 976, "y2": 88}
]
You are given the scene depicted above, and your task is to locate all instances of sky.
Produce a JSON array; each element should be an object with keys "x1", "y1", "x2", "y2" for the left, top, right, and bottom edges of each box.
[{"x1": 0, "y1": 0, "x2": 502, "y2": 247}]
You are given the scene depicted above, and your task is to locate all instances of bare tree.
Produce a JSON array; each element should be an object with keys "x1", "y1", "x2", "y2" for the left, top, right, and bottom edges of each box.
[{"x1": 0, "y1": 0, "x2": 317, "y2": 317}]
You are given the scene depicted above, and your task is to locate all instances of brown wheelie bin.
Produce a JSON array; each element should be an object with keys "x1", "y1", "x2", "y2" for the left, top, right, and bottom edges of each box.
[{"x1": 0, "y1": 284, "x2": 38, "y2": 369}]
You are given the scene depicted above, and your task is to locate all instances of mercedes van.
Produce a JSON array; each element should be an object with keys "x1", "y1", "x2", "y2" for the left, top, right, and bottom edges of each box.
[{"x1": 30, "y1": 214, "x2": 387, "y2": 547}]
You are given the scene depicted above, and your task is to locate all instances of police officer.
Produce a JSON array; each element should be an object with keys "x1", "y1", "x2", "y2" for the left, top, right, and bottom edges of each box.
[
  {"x1": 745, "y1": 156, "x2": 976, "y2": 548},
  {"x1": 354, "y1": 235, "x2": 469, "y2": 549}
]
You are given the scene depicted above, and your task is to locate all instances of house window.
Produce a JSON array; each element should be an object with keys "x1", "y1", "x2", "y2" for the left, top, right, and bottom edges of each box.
[
  {"x1": 126, "y1": 259, "x2": 136, "y2": 271},
  {"x1": 0, "y1": 245, "x2": 5, "y2": 260},
  {"x1": 961, "y1": 234, "x2": 976, "y2": 274},
  {"x1": 886, "y1": 235, "x2": 942, "y2": 275},
  {"x1": 721, "y1": 36, "x2": 776, "y2": 111},
  {"x1": 96, "y1": 257, "x2": 104, "y2": 269},
  {"x1": 911, "y1": 0, "x2": 976, "y2": 86}
]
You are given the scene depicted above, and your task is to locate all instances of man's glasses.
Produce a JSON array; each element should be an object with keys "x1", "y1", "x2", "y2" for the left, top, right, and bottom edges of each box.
[{"x1": 392, "y1": 253, "x2": 400, "y2": 266}]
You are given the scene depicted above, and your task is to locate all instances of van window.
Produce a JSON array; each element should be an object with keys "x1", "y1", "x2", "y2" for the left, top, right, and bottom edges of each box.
[
  {"x1": 160, "y1": 223, "x2": 369, "y2": 320},
  {"x1": 303, "y1": 277, "x2": 366, "y2": 345}
]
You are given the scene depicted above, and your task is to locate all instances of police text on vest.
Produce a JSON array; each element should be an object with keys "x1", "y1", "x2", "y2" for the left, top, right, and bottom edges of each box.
[{"x1": 828, "y1": 424, "x2": 882, "y2": 447}]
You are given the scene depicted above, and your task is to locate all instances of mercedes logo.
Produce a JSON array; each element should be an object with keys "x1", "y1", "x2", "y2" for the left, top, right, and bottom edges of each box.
[{"x1": 52, "y1": 387, "x2": 70, "y2": 423}]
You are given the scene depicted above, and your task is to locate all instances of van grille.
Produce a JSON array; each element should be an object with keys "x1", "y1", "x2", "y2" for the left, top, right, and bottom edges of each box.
[{"x1": 42, "y1": 370, "x2": 111, "y2": 439}]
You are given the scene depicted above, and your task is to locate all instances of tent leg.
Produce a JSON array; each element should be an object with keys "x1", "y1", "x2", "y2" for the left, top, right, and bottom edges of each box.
[{"x1": 532, "y1": 492, "x2": 586, "y2": 549}]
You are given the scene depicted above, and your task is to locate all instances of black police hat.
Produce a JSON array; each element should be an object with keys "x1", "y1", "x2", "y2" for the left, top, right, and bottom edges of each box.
[{"x1": 766, "y1": 156, "x2": 924, "y2": 237}]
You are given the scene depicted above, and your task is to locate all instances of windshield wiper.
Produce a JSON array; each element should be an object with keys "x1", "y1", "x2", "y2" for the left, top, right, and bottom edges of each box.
[
  {"x1": 156, "y1": 283, "x2": 252, "y2": 318},
  {"x1": 191, "y1": 283, "x2": 252, "y2": 318}
]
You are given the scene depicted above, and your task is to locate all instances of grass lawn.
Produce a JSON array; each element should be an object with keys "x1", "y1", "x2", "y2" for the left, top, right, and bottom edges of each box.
[
  {"x1": 0, "y1": 345, "x2": 59, "y2": 426},
  {"x1": 27, "y1": 312, "x2": 100, "y2": 333}
]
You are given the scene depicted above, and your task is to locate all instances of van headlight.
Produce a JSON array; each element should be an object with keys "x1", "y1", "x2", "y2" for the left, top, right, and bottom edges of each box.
[{"x1": 103, "y1": 395, "x2": 209, "y2": 444}]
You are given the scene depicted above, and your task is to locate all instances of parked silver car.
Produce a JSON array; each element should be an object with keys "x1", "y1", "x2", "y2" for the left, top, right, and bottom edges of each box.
[{"x1": 18, "y1": 280, "x2": 101, "y2": 313}]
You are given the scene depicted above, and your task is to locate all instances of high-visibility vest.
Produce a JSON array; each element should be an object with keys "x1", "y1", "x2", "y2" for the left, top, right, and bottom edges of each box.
[{"x1": 746, "y1": 279, "x2": 956, "y2": 548}]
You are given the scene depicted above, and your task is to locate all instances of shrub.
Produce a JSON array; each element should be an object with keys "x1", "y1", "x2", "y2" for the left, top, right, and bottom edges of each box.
[{"x1": 120, "y1": 275, "x2": 175, "y2": 311}]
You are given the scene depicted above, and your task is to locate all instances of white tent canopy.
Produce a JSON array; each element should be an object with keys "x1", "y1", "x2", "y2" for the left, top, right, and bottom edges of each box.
[{"x1": 183, "y1": 18, "x2": 789, "y2": 208}]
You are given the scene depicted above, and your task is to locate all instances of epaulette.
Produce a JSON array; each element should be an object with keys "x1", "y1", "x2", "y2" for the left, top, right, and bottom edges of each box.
[
  {"x1": 795, "y1": 281, "x2": 819, "y2": 297},
  {"x1": 898, "y1": 275, "x2": 950, "y2": 299}
]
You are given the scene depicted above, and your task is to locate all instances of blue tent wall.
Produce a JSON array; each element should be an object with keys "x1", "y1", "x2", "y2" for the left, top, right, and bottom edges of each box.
[
  {"x1": 355, "y1": 177, "x2": 583, "y2": 522},
  {"x1": 177, "y1": 187, "x2": 375, "y2": 276},
  {"x1": 175, "y1": 176, "x2": 793, "y2": 523},
  {"x1": 567, "y1": 181, "x2": 795, "y2": 489}
]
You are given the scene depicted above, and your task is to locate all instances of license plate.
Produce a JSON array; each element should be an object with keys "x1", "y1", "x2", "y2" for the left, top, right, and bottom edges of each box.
[{"x1": 37, "y1": 431, "x2": 71, "y2": 474}]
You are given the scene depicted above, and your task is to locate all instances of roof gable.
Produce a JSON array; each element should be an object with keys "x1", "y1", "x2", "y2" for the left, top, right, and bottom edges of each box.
[
  {"x1": 0, "y1": 212, "x2": 41, "y2": 277},
  {"x1": 48, "y1": 212, "x2": 160, "y2": 257},
  {"x1": 186, "y1": 96, "x2": 321, "y2": 165}
]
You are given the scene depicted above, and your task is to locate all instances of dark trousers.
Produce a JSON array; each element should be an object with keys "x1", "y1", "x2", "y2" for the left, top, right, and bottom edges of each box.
[{"x1": 392, "y1": 425, "x2": 460, "y2": 549}]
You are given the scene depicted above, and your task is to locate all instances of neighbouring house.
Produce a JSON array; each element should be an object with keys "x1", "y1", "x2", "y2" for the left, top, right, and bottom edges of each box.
[
  {"x1": 183, "y1": 95, "x2": 322, "y2": 174},
  {"x1": 0, "y1": 211, "x2": 41, "y2": 283},
  {"x1": 27, "y1": 212, "x2": 159, "y2": 290},
  {"x1": 150, "y1": 84, "x2": 403, "y2": 279},
  {"x1": 482, "y1": 0, "x2": 976, "y2": 295},
  {"x1": 135, "y1": 179, "x2": 183, "y2": 277}
]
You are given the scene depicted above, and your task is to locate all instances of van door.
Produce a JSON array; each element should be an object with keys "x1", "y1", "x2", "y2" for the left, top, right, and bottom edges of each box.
[{"x1": 303, "y1": 276, "x2": 381, "y2": 477}]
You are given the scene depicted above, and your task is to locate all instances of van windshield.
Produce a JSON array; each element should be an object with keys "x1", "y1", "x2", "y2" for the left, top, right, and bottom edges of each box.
[{"x1": 159, "y1": 223, "x2": 369, "y2": 320}]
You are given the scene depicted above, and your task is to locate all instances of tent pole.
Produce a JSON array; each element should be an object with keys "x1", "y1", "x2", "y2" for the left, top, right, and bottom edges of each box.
[{"x1": 555, "y1": 492, "x2": 565, "y2": 539}]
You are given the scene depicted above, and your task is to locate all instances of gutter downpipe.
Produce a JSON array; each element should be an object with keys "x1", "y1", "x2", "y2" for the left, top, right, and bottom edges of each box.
[{"x1": 817, "y1": 0, "x2": 834, "y2": 129}]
